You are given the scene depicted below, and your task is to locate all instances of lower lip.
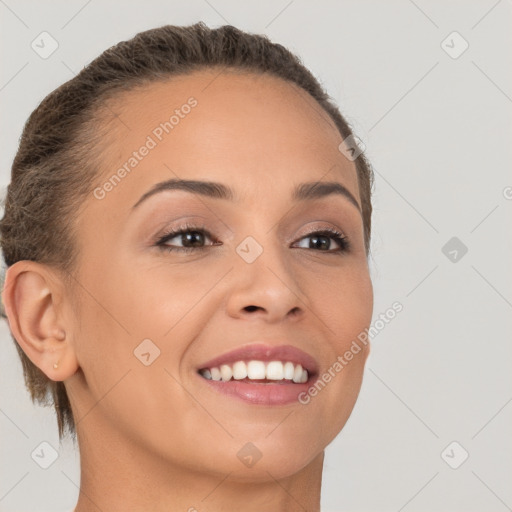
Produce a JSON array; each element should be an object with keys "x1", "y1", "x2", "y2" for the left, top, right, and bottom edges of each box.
[{"x1": 197, "y1": 373, "x2": 315, "y2": 405}]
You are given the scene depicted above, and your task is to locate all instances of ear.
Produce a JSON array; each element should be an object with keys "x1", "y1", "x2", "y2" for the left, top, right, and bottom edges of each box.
[{"x1": 1, "y1": 261, "x2": 79, "y2": 381}]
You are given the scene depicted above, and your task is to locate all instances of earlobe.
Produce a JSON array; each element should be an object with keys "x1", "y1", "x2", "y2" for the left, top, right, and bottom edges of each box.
[{"x1": 1, "y1": 261, "x2": 79, "y2": 382}]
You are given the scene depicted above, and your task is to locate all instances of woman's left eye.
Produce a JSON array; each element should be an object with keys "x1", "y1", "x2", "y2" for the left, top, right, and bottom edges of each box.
[
  {"x1": 156, "y1": 226, "x2": 350, "y2": 253},
  {"x1": 293, "y1": 229, "x2": 350, "y2": 253}
]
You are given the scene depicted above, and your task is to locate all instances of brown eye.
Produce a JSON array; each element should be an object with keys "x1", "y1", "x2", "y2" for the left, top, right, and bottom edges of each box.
[
  {"x1": 156, "y1": 226, "x2": 217, "y2": 253},
  {"x1": 293, "y1": 229, "x2": 350, "y2": 253}
]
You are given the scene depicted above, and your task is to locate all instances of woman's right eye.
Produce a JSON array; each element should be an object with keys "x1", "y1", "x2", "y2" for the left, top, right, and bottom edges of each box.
[{"x1": 156, "y1": 226, "x2": 218, "y2": 253}]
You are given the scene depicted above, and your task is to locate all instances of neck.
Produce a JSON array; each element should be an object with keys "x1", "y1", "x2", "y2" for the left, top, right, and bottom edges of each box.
[{"x1": 72, "y1": 424, "x2": 324, "y2": 512}]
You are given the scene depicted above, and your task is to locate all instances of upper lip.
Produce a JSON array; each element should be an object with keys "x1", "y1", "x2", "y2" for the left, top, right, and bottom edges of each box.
[{"x1": 197, "y1": 343, "x2": 318, "y2": 375}]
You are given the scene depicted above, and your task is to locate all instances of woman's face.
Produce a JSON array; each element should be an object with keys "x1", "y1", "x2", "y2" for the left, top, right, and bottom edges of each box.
[{"x1": 66, "y1": 70, "x2": 373, "y2": 480}]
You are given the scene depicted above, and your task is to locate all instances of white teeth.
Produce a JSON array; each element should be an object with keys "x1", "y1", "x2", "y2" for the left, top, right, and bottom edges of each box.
[
  {"x1": 284, "y1": 361, "x2": 295, "y2": 380},
  {"x1": 292, "y1": 364, "x2": 303, "y2": 384},
  {"x1": 266, "y1": 361, "x2": 284, "y2": 380},
  {"x1": 232, "y1": 361, "x2": 248, "y2": 380},
  {"x1": 199, "y1": 360, "x2": 309, "y2": 383},
  {"x1": 220, "y1": 364, "x2": 233, "y2": 382},
  {"x1": 247, "y1": 360, "x2": 266, "y2": 379}
]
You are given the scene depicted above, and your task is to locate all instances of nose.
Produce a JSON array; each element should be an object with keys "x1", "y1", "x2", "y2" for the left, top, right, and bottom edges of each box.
[{"x1": 225, "y1": 242, "x2": 306, "y2": 324}]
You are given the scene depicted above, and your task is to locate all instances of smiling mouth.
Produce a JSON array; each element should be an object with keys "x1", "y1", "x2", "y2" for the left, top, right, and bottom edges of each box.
[{"x1": 198, "y1": 359, "x2": 310, "y2": 384}]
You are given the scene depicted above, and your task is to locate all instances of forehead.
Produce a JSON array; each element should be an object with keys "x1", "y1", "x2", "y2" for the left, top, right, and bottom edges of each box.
[{"x1": 92, "y1": 69, "x2": 359, "y2": 212}]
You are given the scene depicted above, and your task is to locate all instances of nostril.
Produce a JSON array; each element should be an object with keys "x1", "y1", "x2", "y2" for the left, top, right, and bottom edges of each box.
[{"x1": 244, "y1": 305, "x2": 260, "y2": 312}]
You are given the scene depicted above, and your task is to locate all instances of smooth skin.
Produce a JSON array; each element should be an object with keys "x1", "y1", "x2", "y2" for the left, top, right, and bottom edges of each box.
[{"x1": 3, "y1": 70, "x2": 373, "y2": 512}]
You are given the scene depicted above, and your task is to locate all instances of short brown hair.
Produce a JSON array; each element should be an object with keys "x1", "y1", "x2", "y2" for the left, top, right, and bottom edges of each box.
[{"x1": 0, "y1": 22, "x2": 374, "y2": 440}]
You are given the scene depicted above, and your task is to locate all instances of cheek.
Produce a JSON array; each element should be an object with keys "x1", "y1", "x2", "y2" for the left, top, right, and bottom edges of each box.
[
  {"x1": 71, "y1": 257, "x2": 227, "y2": 403},
  {"x1": 309, "y1": 260, "x2": 374, "y2": 344},
  {"x1": 115, "y1": 254, "x2": 233, "y2": 331},
  {"x1": 297, "y1": 262, "x2": 373, "y2": 434}
]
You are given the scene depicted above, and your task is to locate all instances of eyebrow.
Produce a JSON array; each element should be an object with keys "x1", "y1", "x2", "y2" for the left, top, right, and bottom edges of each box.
[{"x1": 131, "y1": 178, "x2": 361, "y2": 213}]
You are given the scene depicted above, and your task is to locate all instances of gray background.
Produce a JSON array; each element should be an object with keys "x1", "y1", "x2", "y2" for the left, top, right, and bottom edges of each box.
[{"x1": 1, "y1": 1, "x2": 511, "y2": 511}]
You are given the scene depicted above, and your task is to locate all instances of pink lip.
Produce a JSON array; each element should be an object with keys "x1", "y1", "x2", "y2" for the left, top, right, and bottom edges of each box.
[
  {"x1": 196, "y1": 343, "x2": 318, "y2": 406},
  {"x1": 196, "y1": 343, "x2": 318, "y2": 374}
]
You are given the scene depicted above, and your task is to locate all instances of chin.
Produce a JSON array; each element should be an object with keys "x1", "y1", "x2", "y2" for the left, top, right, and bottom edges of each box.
[
  {"x1": 219, "y1": 449, "x2": 322, "y2": 483},
  {"x1": 185, "y1": 433, "x2": 325, "y2": 483}
]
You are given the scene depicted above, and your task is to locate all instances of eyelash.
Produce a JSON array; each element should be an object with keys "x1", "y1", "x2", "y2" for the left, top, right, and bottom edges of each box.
[{"x1": 155, "y1": 223, "x2": 350, "y2": 254}]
